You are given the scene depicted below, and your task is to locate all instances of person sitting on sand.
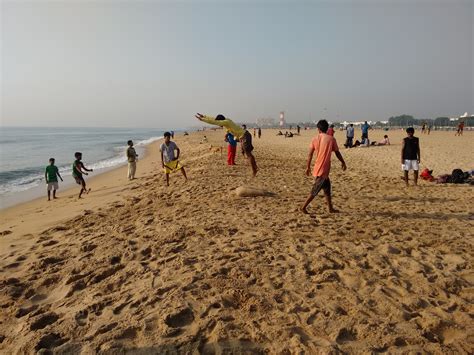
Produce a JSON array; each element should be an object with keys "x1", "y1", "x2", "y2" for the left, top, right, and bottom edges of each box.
[
  {"x1": 72, "y1": 152, "x2": 93, "y2": 199},
  {"x1": 277, "y1": 131, "x2": 283, "y2": 136},
  {"x1": 371, "y1": 135, "x2": 390, "y2": 146},
  {"x1": 160, "y1": 131, "x2": 187, "y2": 186},
  {"x1": 301, "y1": 119, "x2": 347, "y2": 214},
  {"x1": 45, "y1": 158, "x2": 63, "y2": 201},
  {"x1": 200, "y1": 135, "x2": 208, "y2": 144},
  {"x1": 401, "y1": 127, "x2": 420, "y2": 186},
  {"x1": 195, "y1": 113, "x2": 258, "y2": 177},
  {"x1": 285, "y1": 131, "x2": 293, "y2": 138}
]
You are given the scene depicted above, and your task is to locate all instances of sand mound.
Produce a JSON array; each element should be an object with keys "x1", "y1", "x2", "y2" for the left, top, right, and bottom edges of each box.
[{"x1": 234, "y1": 186, "x2": 276, "y2": 197}]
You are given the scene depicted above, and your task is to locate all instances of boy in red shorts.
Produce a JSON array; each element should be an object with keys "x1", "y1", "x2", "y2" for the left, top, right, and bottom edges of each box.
[{"x1": 301, "y1": 119, "x2": 347, "y2": 214}]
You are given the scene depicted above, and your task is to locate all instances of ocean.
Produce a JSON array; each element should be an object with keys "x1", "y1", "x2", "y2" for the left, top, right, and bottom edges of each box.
[{"x1": 0, "y1": 127, "x2": 165, "y2": 207}]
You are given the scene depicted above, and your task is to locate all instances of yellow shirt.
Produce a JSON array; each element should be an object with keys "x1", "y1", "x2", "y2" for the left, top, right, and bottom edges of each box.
[{"x1": 200, "y1": 115, "x2": 245, "y2": 139}]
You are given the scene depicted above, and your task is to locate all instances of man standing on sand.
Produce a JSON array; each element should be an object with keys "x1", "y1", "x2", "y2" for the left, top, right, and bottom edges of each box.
[
  {"x1": 361, "y1": 121, "x2": 370, "y2": 142},
  {"x1": 195, "y1": 113, "x2": 258, "y2": 177},
  {"x1": 301, "y1": 119, "x2": 347, "y2": 214},
  {"x1": 345, "y1": 123, "x2": 354, "y2": 148},
  {"x1": 126, "y1": 140, "x2": 138, "y2": 180},
  {"x1": 401, "y1": 127, "x2": 420, "y2": 186},
  {"x1": 455, "y1": 121, "x2": 464, "y2": 136}
]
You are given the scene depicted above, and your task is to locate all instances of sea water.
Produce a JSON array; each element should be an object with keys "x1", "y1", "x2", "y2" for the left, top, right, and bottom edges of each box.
[{"x1": 0, "y1": 127, "x2": 165, "y2": 208}]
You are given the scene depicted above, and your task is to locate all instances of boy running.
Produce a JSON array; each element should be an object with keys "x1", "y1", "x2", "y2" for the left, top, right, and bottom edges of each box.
[
  {"x1": 401, "y1": 127, "x2": 420, "y2": 186},
  {"x1": 301, "y1": 120, "x2": 347, "y2": 214},
  {"x1": 72, "y1": 152, "x2": 93, "y2": 198},
  {"x1": 160, "y1": 131, "x2": 187, "y2": 186},
  {"x1": 45, "y1": 158, "x2": 63, "y2": 201}
]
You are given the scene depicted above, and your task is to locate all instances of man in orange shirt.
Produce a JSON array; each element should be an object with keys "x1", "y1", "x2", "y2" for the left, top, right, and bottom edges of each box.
[{"x1": 301, "y1": 120, "x2": 347, "y2": 214}]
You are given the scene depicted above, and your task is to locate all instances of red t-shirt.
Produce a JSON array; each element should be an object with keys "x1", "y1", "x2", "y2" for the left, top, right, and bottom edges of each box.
[
  {"x1": 310, "y1": 133, "x2": 339, "y2": 178},
  {"x1": 327, "y1": 127, "x2": 335, "y2": 136}
]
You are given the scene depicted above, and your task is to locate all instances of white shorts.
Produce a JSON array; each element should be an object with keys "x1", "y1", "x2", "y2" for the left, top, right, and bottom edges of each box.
[
  {"x1": 402, "y1": 160, "x2": 419, "y2": 171},
  {"x1": 47, "y1": 182, "x2": 59, "y2": 191}
]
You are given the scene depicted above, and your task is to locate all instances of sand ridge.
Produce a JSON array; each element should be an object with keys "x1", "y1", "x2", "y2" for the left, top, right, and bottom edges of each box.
[{"x1": 0, "y1": 129, "x2": 473, "y2": 353}]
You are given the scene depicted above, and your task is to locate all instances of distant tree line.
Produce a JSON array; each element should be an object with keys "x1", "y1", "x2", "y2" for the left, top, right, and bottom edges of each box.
[{"x1": 387, "y1": 114, "x2": 473, "y2": 127}]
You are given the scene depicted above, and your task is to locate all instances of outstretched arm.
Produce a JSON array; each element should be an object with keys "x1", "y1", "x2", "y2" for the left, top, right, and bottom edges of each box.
[
  {"x1": 335, "y1": 151, "x2": 347, "y2": 171},
  {"x1": 78, "y1": 162, "x2": 93, "y2": 174}
]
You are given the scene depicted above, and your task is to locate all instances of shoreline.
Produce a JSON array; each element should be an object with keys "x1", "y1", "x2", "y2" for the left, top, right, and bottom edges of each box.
[{"x1": 0, "y1": 138, "x2": 162, "y2": 239}]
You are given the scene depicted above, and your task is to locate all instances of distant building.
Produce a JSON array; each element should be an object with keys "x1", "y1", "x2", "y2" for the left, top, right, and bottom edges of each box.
[
  {"x1": 256, "y1": 117, "x2": 276, "y2": 127},
  {"x1": 279, "y1": 112, "x2": 285, "y2": 127}
]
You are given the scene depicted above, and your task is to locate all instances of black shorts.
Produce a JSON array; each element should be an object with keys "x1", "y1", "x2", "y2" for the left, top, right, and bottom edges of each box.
[
  {"x1": 74, "y1": 176, "x2": 85, "y2": 185},
  {"x1": 361, "y1": 132, "x2": 368, "y2": 139},
  {"x1": 311, "y1": 177, "x2": 331, "y2": 197}
]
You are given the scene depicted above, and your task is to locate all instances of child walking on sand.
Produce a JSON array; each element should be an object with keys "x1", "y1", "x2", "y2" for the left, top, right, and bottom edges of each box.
[
  {"x1": 401, "y1": 127, "x2": 420, "y2": 186},
  {"x1": 301, "y1": 120, "x2": 347, "y2": 214},
  {"x1": 160, "y1": 131, "x2": 187, "y2": 186},
  {"x1": 72, "y1": 152, "x2": 93, "y2": 198},
  {"x1": 45, "y1": 158, "x2": 63, "y2": 201}
]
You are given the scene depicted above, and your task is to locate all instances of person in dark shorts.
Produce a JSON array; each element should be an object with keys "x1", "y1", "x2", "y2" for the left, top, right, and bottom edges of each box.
[
  {"x1": 301, "y1": 120, "x2": 347, "y2": 214},
  {"x1": 361, "y1": 121, "x2": 370, "y2": 141},
  {"x1": 401, "y1": 127, "x2": 420, "y2": 186},
  {"x1": 72, "y1": 152, "x2": 93, "y2": 198},
  {"x1": 241, "y1": 124, "x2": 258, "y2": 177}
]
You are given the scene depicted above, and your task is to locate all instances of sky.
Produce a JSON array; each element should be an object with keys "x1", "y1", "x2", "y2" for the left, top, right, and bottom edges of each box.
[{"x1": 1, "y1": 0, "x2": 473, "y2": 128}]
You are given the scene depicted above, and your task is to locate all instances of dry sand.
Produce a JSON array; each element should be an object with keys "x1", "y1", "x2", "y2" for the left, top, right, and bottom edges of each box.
[{"x1": 0, "y1": 129, "x2": 473, "y2": 354}]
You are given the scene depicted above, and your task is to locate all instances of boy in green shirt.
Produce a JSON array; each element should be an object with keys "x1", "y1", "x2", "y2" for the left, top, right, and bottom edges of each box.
[
  {"x1": 72, "y1": 152, "x2": 93, "y2": 198},
  {"x1": 45, "y1": 158, "x2": 63, "y2": 201}
]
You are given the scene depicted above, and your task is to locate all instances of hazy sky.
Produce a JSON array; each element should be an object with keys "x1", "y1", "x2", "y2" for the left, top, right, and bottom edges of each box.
[{"x1": 1, "y1": 0, "x2": 473, "y2": 128}]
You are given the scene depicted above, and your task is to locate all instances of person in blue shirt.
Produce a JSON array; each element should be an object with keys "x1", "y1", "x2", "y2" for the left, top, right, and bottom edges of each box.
[
  {"x1": 225, "y1": 131, "x2": 237, "y2": 165},
  {"x1": 361, "y1": 121, "x2": 371, "y2": 143}
]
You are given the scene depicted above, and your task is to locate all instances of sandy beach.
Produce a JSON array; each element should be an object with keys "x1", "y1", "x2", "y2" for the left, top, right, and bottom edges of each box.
[{"x1": 0, "y1": 129, "x2": 472, "y2": 353}]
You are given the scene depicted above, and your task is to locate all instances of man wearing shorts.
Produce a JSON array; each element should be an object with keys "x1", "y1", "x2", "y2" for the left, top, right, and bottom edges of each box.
[
  {"x1": 301, "y1": 120, "x2": 347, "y2": 214},
  {"x1": 72, "y1": 152, "x2": 93, "y2": 198},
  {"x1": 401, "y1": 127, "x2": 420, "y2": 186},
  {"x1": 45, "y1": 158, "x2": 63, "y2": 201}
]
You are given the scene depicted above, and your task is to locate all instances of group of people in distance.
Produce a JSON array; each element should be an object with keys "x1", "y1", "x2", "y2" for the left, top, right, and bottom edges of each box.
[{"x1": 44, "y1": 114, "x2": 423, "y2": 215}]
